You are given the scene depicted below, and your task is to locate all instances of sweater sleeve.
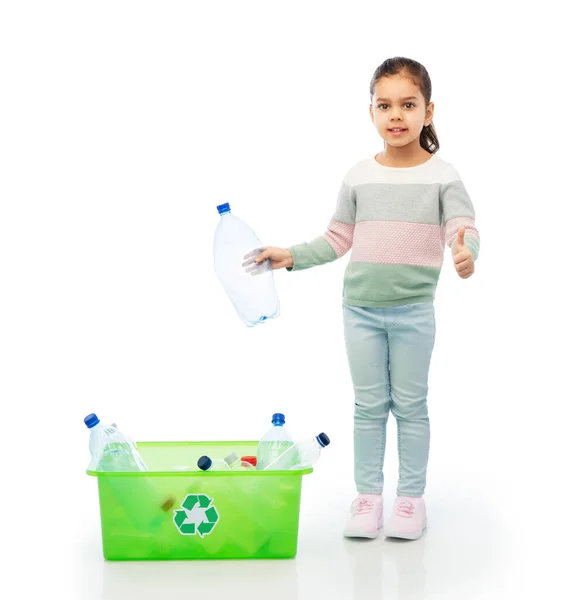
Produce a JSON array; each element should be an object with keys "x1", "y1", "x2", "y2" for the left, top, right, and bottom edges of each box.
[
  {"x1": 440, "y1": 166, "x2": 480, "y2": 260},
  {"x1": 287, "y1": 178, "x2": 356, "y2": 271}
]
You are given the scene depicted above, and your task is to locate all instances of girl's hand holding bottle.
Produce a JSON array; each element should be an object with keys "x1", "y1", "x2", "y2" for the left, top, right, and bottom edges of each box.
[{"x1": 243, "y1": 247, "x2": 293, "y2": 274}]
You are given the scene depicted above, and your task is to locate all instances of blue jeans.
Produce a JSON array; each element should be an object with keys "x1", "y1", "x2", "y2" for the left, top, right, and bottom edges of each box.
[{"x1": 343, "y1": 302, "x2": 436, "y2": 497}]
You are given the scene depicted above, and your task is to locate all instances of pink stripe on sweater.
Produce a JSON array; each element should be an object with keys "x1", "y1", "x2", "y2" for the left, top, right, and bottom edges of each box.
[
  {"x1": 351, "y1": 221, "x2": 444, "y2": 267},
  {"x1": 324, "y1": 220, "x2": 355, "y2": 257},
  {"x1": 445, "y1": 217, "x2": 479, "y2": 247}
]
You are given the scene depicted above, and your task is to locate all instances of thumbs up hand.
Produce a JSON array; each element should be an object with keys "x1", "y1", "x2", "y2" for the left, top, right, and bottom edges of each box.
[{"x1": 452, "y1": 227, "x2": 475, "y2": 279}]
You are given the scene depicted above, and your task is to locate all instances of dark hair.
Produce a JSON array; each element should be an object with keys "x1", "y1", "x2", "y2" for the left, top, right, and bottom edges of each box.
[{"x1": 369, "y1": 57, "x2": 439, "y2": 154}]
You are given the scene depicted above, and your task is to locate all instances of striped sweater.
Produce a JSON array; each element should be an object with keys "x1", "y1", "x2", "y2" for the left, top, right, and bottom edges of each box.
[{"x1": 288, "y1": 154, "x2": 480, "y2": 307}]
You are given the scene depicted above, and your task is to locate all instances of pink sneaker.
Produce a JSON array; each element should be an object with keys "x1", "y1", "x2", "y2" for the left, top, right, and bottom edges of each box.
[
  {"x1": 343, "y1": 494, "x2": 383, "y2": 539},
  {"x1": 384, "y1": 496, "x2": 427, "y2": 540}
]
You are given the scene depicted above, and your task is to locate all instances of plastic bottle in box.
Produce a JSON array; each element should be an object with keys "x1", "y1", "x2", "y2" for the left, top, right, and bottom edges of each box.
[
  {"x1": 225, "y1": 452, "x2": 256, "y2": 470},
  {"x1": 86, "y1": 414, "x2": 147, "y2": 472},
  {"x1": 84, "y1": 414, "x2": 174, "y2": 531},
  {"x1": 197, "y1": 456, "x2": 231, "y2": 471},
  {"x1": 194, "y1": 453, "x2": 269, "y2": 554},
  {"x1": 256, "y1": 413, "x2": 294, "y2": 470},
  {"x1": 264, "y1": 433, "x2": 331, "y2": 470}
]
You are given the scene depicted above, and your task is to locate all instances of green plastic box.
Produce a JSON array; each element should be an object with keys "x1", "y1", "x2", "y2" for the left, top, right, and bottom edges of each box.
[{"x1": 87, "y1": 441, "x2": 312, "y2": 560}]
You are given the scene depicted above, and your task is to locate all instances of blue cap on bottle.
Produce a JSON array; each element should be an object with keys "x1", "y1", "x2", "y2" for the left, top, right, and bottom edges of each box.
[
  {"x1": 316, "y1": 433, "x2": 330, "y2": 447},
  {"x1": 84, "y1": 413, "x2": 100, "y2": 429},
  {"x1": 216, "y1": 203, "x2": 231, "y2": 215},
  {"x1": 272, "y1": 413, "x2": 285, "y2": 426},
  {"x1": 197, "y1": 455, "x2": 212, "y2": 471}
]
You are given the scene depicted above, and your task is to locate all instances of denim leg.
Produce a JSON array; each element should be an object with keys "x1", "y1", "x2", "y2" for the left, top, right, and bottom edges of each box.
[
  {"x1": 388, "y1": 302, "x2": 435, "y2": 497},
  {"x1": 343, "y1": 305, "x2": 391, "y2": 495}
]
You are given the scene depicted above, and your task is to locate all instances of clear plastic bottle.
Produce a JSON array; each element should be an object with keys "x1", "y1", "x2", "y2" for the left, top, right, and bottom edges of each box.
[
  {"x1": 84, "y1": 413, "x2": 148, "y2": 472},
  {"x1": 256, "y1": 413, "x2": 294, "y2": 471},
  {"x1": 84, "y1": 414, "x2": 175, "y2": 532},
  {"x1": 197, "y1": 455, "x2": 231, "y2": 471},
  {"x1": 213, "y1": 202, "x2": 280, "y2": 327},
  {"x1": 264, "y1": 433, "x2": 331, "y2": 470},
  {"x1": 224, "y1": 452, "x2": 256, "y2": 471},
  {"x1": 110, "y1": 422, "x2": 138, "y2": 447}
]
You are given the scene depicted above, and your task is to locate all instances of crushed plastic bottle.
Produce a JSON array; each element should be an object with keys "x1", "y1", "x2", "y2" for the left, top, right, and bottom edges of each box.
[
  {"x1": 264, "y1": 433, "x2": 330, "y2": 470},
  {"x1": 84, "y1": 413, "x2": 174, "y2": 532},
  {"x1": 213, "y1": 202, "x2": 279, "y2": 327},
  {"x1": 85, "y1": 413, "x2": 148, "y2": 472}
]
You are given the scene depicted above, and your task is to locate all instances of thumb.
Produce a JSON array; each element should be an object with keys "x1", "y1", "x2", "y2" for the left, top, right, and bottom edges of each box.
[
  {"x1": 255, "y1": 248, "x2": 272, "y2": 263},
  {"x1": 456, "y1": 226, "x2": 466, "y2": 247}
]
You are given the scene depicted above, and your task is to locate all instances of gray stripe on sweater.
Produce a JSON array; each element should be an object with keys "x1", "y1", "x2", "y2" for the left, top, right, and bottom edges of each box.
[
  {"x1": 440, "y1": 180, "x2": 475, "y2": 222},
  {"x1": 354, "y1": 183, "x2": 441, "y2": 224},
  {"x1": 332, "y1": 181, "x2": 357, "y2": 224}
]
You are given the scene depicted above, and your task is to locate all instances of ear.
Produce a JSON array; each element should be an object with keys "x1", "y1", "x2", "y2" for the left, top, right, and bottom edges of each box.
[
  {"x1": 425, "y1": 102, "x2": 434, "y2": 127},
  {"x1": 369, "y1": 104, "x2": 375, "y2": 123}
]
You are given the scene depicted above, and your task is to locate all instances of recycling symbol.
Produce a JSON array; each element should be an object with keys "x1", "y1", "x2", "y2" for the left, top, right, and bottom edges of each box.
[{"x1": 173, "y1": 494, "x2": 219, "y2": 538}]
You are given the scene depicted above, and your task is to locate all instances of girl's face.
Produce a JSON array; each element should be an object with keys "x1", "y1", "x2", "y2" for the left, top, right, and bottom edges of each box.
[{"x1": 369, "y1": 74, "x2": 434, "y2": 148}]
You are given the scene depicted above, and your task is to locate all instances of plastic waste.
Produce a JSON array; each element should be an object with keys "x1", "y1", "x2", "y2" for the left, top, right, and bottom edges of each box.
[
  {"x1": 213, "y1": 202, "x2": 279, "y2": 327},
  {"x1": 197, "y1": 455, "x2": 231, "y2": 471},
  {"x1": 85, "y1": 413, "x2": 148, "y2": 472},
  {"x1": 264, "y1": 433, "x2": 330, "y2": 470},
  {"x1": 84, "y1": 413, "x2": 174, "y2": 532},
  {"x1": 225, "y1": 452, "x2": 256, "y2": 470},
  {"x1": 257, "y1": 413, "x2": 294, "y2": 471}
]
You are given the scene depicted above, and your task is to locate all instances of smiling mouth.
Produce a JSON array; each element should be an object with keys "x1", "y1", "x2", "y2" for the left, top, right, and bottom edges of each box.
[{"x1": 388, "y1": 128, "x2": 408, "y2": 133}]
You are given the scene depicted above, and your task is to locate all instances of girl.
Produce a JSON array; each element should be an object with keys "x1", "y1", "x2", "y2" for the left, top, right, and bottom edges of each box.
[{"x1": 245, "y1": 57, "x2": 480, "y2": 540}]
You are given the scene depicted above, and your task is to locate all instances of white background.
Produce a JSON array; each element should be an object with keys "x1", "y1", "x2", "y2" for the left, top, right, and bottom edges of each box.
[{"x1": 1, "y1": 1, "x2": 569, "y2": 599}]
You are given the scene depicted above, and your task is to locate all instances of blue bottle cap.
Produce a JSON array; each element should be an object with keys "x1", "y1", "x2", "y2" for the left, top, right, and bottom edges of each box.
[
  {"x1": 317, "y1": 433, "x2": 330, "y2": 447},
  {"x1": 216, "y1": 203, "x2": 231, "y2": 215},
  {"x1": 272, "y1": 413, "x2": 285, "y2": 426},
  {"x1": 84, "y1": 413, "x2": 100, "y2": 429},
  {"x1": 197, "y1": 455, "x2": 212, "y2": 471}
]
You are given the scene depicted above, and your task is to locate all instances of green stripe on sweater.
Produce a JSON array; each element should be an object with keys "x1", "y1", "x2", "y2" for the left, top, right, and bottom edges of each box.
[
  {"x1": 289, "y1": 237, "x2": 337, "y2": 271},
  {"x1": 342, "y1": 263, "x2": 441, "y2": 307}
]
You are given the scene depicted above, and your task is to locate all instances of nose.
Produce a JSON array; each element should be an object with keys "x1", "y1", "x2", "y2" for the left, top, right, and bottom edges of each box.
[{"x1": 390, "y1": 110, "x2": 403, "y2": 121}]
